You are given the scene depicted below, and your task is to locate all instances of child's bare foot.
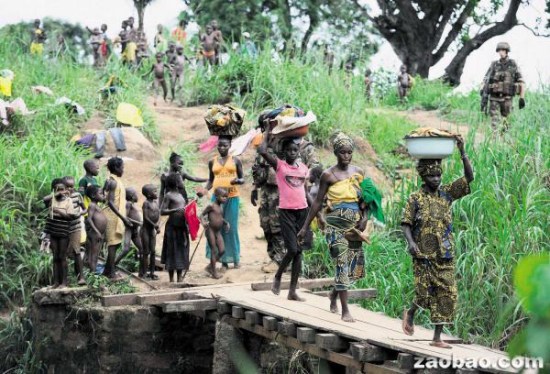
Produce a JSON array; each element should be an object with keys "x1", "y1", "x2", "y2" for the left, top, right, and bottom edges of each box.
[
  {"x1": 176, "y1": 276, "x2": 182, "y2": 283},
  {"x1": 77, "y1": 277, "x2": 86, "y2": 286},
  {"x1": 52, "y1": 283, "x2": 60, "y2": 289},
  {"x1": 430, "y1": 340, "x2": 452, "y2": 349},
  {"x1": 402, "y1": 309, "x2": 415, "y2": 336},
  {"x1": 58, "y1": 283, "x2": 68, "y2": 289},
  {"x1": 271, "y1": 277, "x2": 281, "y2": 295},
  {"x1": 288, "y1": 292, "x2": 305, "y2": 302},
  {"x1": 341, "y1": 311, "x2": 355, "y2": 322}
]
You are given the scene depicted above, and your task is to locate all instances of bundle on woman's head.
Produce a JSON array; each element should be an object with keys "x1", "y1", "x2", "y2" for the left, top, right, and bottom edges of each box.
[
  {"x1": 257, "y1": 104, "x2": 305, "y2": 129},
  {"x1": 416, "y1": 159, "x2": 442, "y2": 177},
  {"x1": 331, "y1": 131, "x2": 354, "y2": 152}
]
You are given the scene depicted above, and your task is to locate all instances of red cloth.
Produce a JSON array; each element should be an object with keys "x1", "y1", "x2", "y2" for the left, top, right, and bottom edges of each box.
[
  {"x1": 184, "y1": 200, "x2": 201, "y2": 241},
  {"x1": 199, "y1": 135, "x2": 218, "y2": 153}
]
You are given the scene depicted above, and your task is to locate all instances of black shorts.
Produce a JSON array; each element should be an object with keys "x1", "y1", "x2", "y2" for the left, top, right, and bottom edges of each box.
[{"x1": 278, "y1": 208, "x2": 313, "y2": 254}]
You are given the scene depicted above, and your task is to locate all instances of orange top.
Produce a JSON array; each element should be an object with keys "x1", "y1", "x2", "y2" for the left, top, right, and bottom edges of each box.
[
  {"x1": 171, "y1": 27, "x2": 187, "y2": 44},
  {"x1": 212, "y1": 156, "x2": 239, "y2": 198}
]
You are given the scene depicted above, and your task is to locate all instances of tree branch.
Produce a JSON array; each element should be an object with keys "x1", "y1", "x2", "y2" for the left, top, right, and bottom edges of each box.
[
  {"x1": 432, "y1": 0, "x2": 477, "y2": 64},
  {"x1": 518, "y1": 22, "x2": 550, "y2": 37}
]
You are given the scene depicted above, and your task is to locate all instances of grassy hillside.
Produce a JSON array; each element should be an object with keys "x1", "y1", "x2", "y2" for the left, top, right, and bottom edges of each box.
[
  {"x1": 186, "y1": 48, "x2": 550, "y2": 348},
  {"x1": 0, "y1": 27, "x2": 156, "y2": 371}
]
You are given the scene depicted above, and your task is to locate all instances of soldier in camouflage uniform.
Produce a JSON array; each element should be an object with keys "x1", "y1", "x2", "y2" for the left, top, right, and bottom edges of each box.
[
  {"x1": 481, "y1": 42, "x2": 526, "y2": 133},
  {"x1": 401, "y1": 136, "x2": 474, "y2": 349},
  {"x1": 252, "y1": 118, "x2": 320, "y2": 270}
]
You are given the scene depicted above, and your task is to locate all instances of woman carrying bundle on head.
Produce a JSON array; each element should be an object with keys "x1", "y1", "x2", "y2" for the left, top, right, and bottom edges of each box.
[
  {"x1": 259, "y1": 129, "x2": 315, "y2": 301},
  {"x1": 204, "y1": 135, "x2": 245, "y2": 273}
]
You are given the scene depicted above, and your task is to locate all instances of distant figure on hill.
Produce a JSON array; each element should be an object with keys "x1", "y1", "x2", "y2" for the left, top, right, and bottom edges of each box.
[
  {"x1": 154, "y1": 24, "x2": 167, "y2": 52},
  {"x1": 397, "y1": 64, "x2": 414, "y2": 103},
  {"x1": 172, "y1": 19, "x2": 187, "y2": 46},
  {"x1": 146, "y1": 52, "x2": 171, "y2": 106},
  {"x1": 481, "y1": 42, "x2": 526, "y2": 135},
  {"x1": 87, "y1": 27, "x2": 103, "y2": 67},
  {"x1": 170, "y1": 46, "x2": 187, "y2": 103},
  {"x1": 30, "y1": 19, "x2": 47, "y2": 55},
  {"x1": 210, "y1": 20, "x2": 223, "y2": 64},
  {"x1": 364, "y1": 68, "x2": 373, "y2": 101},
  {"x1": 200, "y1": 25, "x2": 218, "y2": 66},
  {"x1": 401, "y1": 136, "x2": 473, "y2": 349},
  {"x1": 241, "y1": 32, "x2": 258, "y2": 59}
]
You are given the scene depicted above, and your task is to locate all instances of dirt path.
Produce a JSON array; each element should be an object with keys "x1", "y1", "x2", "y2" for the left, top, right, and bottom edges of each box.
[
  {"x1": 121, "y1": 100, "x2": 275, "y2": 288},
  {"x1": 86, "y1": 100, "x2": 391, "y2": 290}
]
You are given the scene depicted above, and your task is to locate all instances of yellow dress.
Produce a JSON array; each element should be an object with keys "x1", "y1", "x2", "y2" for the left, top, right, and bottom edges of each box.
[
  {"x1": 212, "y1": 156, "x2": 240, "y2": 198},
  {"x1": 326, "y1": 173, "x2": 363, "y2": 206},
  {"x1": 103, "y1": 175, "x2": 126, "y2": 246}
]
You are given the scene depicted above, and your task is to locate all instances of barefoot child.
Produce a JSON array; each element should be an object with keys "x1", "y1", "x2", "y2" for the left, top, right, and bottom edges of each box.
[
  {"x1": 147, "y1": 52, "x2": 171, "y2": 105},
  {"x1": 401, "y1": 136, "x2": 473, "y2": 348},
  {"x1": 115, "y1": 187, "x2": 143, "y2": 266},
  {"x1": 44, "y1": 179, "x2": 80, "y2": 288},
  {"x1": 200, "y1": 25, "x2": 218, "y2": 66},
  {"x1": 170, "y1": 45, "x2": 187, "y2": 102},
  {"x1": 141, "y1": 184, "x2": 161, "y2": 279},
  {"x1": 85, "y1": 185, "x2": 107, "y2": 273},
  {"x1": 63, "y1": 176, "x2": 87, "y2": 285},
  {"x1": 397, "y1": 64, "x2": 413, "y2": 103},
  {"x1": 102, "y1": 157, "x2": 132, "y2": 279},
  {"x1": 201, "y1": 187, "x2": 229, "y2": 279},
  {"x1": 259, "y1": 132, "x2": 311, "y2": 302},
  {"x1": 161, "y1": 174, "x2": 188, "y2": 283}
]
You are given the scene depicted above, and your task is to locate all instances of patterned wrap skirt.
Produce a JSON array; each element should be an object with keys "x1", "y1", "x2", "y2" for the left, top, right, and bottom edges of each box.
[{"x1": 324, "y1": 204, "x2": 365, "y2": 291}]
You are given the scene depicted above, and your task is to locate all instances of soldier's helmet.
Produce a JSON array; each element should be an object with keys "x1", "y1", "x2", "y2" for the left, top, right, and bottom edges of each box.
[{"x1": 496, "y1": 42, "x2": 510, "y2": 52}]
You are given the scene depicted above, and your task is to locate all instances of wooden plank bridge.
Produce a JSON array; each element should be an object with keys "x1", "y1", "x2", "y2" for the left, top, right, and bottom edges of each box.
[{"x1": 102, "y1": 279, "x2": 516, "y2": 374}]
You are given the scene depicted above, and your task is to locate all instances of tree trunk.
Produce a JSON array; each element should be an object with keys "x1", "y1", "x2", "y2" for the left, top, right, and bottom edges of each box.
[
  {"x1": 137, "y1": 2, "x2": 145, "y2": 32},
  {"x1": 442, "y1": 0, "x2": 521, "y2": 85}
]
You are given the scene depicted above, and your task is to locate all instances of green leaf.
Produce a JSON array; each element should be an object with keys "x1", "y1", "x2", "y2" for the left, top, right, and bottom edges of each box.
[{"x1": 514, "y1": 254, "x2": 550, "y2": 315}]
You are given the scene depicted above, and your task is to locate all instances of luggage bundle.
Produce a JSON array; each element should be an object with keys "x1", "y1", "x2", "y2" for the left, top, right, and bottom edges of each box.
[
  {"x1": 261, "y1": 104, "x2": 316, "y2": 138},
  {"x1": 204, "y1": 105, "x2": 247, "y2": 136}
]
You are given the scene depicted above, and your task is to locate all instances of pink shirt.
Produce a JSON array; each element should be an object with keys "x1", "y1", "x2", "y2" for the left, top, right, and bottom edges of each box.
[{"x1": 276, "y1": 159, "x2": 308, "y2": 210}]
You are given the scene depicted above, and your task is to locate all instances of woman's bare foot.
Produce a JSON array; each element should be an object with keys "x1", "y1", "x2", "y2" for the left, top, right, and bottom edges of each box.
[
  {"x1": 430, "y1": 340, "x2": 452, "y2": 349},
  {"x1": 402, "y1": 309, "x2": 414, "y2": 336},
  {"x1": 234, "y1": 263, "x2": 241, "y2": 269},
  {"x1": 329, "y1": 291, "x2": 339, "y2": 313},
  {"x1": 288, "y1": 292, "x2": 305, "y2": 302},
  {"x1": 341, "y1": 311, "x2": 355, "y2": 322},
  {"x1": 271, "y1": 277, "x2": 281, "y2": 295}
]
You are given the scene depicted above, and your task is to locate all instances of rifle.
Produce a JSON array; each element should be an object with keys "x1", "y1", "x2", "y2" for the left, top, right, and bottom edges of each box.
[{"x1": 480, "y1": 62, "x2": 495, "y2": 115}]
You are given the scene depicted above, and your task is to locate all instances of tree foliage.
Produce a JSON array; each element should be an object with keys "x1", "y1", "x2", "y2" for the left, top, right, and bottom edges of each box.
[
  {"x1": 356, "y1": 0, "x2": 550, "y2": 85},
  {"x1": 0, "y1": 19, "x2": 90, "y2": 59},
  {"x1": 181, "y1": 0, "x2": 378, "y2": 56}
]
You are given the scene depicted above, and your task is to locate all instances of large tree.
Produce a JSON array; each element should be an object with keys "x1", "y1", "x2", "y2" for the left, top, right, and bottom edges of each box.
[{"x1": 356, "y1": 0, "x2": 550, "y2": 85}]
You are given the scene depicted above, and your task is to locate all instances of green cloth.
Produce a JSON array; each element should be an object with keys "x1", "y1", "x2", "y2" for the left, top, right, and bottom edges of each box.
[{"x1": 360, "y1": 178, "x2": 385, "y2": 223}]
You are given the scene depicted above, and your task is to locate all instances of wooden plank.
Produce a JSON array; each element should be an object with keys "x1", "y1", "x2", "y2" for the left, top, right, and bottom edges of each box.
[
  {"x1": 101, "y1": 293, "x2": 138, "y2": 307},
  {"x1": 277, "y1": 321, "x2": 296, "y2": 337},
  {"x1": 191, "y1": 285, "x2": 515, "y2": 373},
  {"x1": 251, "y1": 280, "x2": 290, "y2": 291},
  {"x1": 251, "y1": 278, "x2": 334, "y2": 291},
  {"x1": 363, "y1": 362, "x2": 408, "y2": 374},
  {"x1": 232, "y1": 305, "x2": 245, "y2": 319},
  {"x1": 262, "y1": 316, "x2": 278, "y2": 331},
  {"x1": 316, "y1": 333, "x2": 348, "y2": 352},
  {"x1": 217, "y1": 301, "x2": 231, "y2": 315},
  {"x1": 137, "y1": 292, "x2": 185, "y2": 305},
  {"x1": 313, "y1": 288, "x2": 377, "y2": 299},
  {"x1": 397, "y1": 353, "x2": 414, "y2": 372},
  {"x1": 245, "y1": 311, "x2": 262, "y2": 326},
  {"x1": 227, "y1": 317, "x2": 362, "y2": 370},
  {"x1": 350, "y1": 342, "x2": 388, "y2": 363},
  {"x1": 296, "y1": 327, "x2": 316, "y2": 343},
  {"x1": 162, "y1": 299, "x2": 218, "y2": 313}
]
